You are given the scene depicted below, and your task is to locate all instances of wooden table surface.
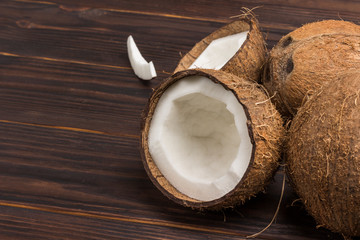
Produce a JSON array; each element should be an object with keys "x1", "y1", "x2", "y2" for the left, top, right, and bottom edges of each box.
[{"x1": 1, "y1": 0, "x2": 359, "y2": 239}]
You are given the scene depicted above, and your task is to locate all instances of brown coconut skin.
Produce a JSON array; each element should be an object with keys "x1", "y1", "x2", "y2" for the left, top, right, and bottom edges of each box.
[
  {"x1": 262, "y1": 20, "x2": 360, "y2": 117},
  {"x1": 286, "y1": 73, "x2": 360, "y2": 237},
  {"x1": 141, "y1": 69, "x2": 284, "y2": 210},
  {"x1": 174, "y1": 16, "x2": 267, "y2": 83}
]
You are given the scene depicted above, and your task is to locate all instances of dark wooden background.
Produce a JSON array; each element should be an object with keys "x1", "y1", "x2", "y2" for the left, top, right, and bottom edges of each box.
[{"x1": 1, "y1": 0, "x2": 359, "y2": 239}]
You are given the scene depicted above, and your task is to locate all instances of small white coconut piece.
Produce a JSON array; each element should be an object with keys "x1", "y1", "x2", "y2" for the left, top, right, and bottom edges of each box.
[
  {"x1": 189, "y1": 31, "x2": 249, "y2": 70},
  {"x1": 127, "y1": 35, "x2": 157, "y2": 80}
]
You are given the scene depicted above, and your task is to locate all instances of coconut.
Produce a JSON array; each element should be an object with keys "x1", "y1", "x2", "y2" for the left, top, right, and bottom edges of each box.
[
  {"x1": 175, "y1": 16, "x2": 267, "y2": 83},
  {"x1": 286, "y1": 72, "x2": 360, "y2": 237},
  {"x1": 140, "y1": 69, "x2": 284, "y2": 210},
  {"x1": 127, "y1": 35, "x2": 157, "y2": 80},
  {"x1": 262, "y1": 20, "x2": 360, "y2": 117}
]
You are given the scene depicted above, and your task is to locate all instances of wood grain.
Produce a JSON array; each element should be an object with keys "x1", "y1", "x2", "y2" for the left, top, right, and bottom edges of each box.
[
  {"x1": 0, "y1": 0, "x2": 359, "y2": 239},
  {"x1": 0, "y1": 121, "x2": 344, "y2": 239}
]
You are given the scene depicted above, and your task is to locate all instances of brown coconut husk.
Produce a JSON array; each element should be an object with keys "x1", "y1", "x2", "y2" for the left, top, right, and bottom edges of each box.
[
  {"x1": 286, "y1": 72, "x2": 360, "y2": 237},
  {"x1": 174, "y1": 16, "x2": 267, "y2": 83},
  {"x1": 140, "y1": 69, "x2": 284, "y2": 210},
  {"x1": 262, "y1": 20, "x2": 360, "y2": 117}
]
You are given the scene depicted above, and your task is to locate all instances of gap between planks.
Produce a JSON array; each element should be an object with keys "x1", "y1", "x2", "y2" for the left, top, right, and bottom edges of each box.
[
  {"x1": 0, "y1": 201, "x2": 262, "y2": 239},
  {"x1": 0, "y1": 120, "x2": 139, "y2": 139},
  {"x1": 0, "y1": 52, "x2": 132, "y2": 71}
]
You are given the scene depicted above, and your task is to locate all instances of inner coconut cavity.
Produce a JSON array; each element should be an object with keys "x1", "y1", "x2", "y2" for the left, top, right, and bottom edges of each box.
[
  {"x1": 148, "y1": 76, "x2": 253, "y2": 201},
  {"x1": 189, "y1": 31, "x2": 249, "y2": 70}
]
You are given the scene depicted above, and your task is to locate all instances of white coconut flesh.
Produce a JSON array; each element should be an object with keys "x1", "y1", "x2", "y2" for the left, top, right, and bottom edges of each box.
[
  {"x1": 189, "y1": 31, "x2": 249, "y2": 70},
  {"x1": 127, "y1": 35, "x2": 157, "y2": 80},
  {"x1": 148, "y1": 76, "x2": 253, "y2": 201}
]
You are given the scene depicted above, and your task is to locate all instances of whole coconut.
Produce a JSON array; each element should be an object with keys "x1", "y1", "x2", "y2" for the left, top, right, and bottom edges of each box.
[
  {"x1": 286, "y1": 72, "x2": 360, "y2": 237},
  {"x1": 263, "y1": 20, "x2": 360, "y2": 117}
]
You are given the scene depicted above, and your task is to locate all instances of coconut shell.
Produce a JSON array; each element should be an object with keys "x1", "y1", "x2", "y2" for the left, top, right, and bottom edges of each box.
[
  {"x1": 278, "y1": 20, "x2": 360, "y2": 44},
  {"x1": 262, "y1": 20, "x2": 360, "y2": 117},
  {"x1": 141, "y1": 69, "x2": 284, "y2": 210},
  {"x1": 174, "y1": 16, "x2": 267, "y2": 83},
  {"x1": 286, "y1": 72, "x2": 360, "y2": 237}
]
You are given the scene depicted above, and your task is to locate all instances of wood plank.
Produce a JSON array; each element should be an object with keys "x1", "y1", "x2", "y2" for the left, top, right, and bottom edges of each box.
[
  {"x1": 9, "y1": 0, "x2": 360, "y2": 48},
  {"x1": 0, "y1": 1, "x2": 224, "y2": 69},
  {"x1": 0, "y1": 205, "x2": 246, "y2": 240},
  {"x1": 0, "y1": 121, "x2": 343, "y2": 239},
  {"x1": 14, "y1": 0, "x2": 360, "y2": 22}
]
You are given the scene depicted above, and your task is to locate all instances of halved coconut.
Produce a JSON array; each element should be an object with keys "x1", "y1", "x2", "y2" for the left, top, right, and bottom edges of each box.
[
  {"x1": 141, "y1": 69, "x2": 284, "y2": 209},
  {"x1": 175, "y1": 16, "x2": 267, "y2": 83},
  {"x1": 262, "y1": 20, "x2": 360, "y2": 117},
  {"x1": 286, "y1": 72, "x2": 360, "y2": 237}
]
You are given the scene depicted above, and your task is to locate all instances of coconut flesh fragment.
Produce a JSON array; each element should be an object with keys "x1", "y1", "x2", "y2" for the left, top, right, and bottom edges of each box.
[
  {"x1": 148, "y1": 75, "x2": 253, "y2": 201},
  {"x1": 189, "y1": 31, "x2": 249, "y2": 70},
  {"x1": 127, "y1": 35, "x2": 157, "y2": 80}
]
